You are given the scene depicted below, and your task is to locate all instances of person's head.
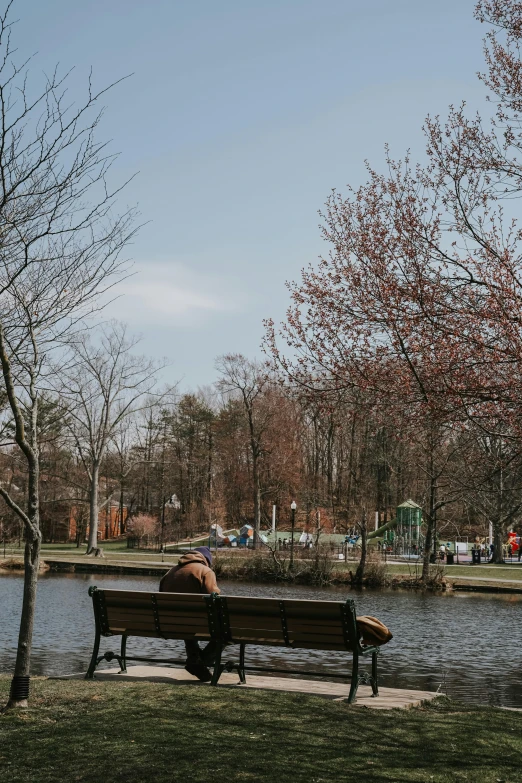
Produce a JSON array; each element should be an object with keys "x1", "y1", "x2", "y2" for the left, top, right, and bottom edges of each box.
[{"x1": 194, "y1": 546, "x2": 212, "y2": 566}]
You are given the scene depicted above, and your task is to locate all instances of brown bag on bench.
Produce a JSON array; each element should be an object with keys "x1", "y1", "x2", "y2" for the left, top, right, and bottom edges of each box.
[{"x1": 357, "y1": 616, "x2": 393, "y2": 646}]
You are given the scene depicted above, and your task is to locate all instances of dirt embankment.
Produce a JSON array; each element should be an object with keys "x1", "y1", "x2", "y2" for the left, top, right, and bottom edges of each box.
[{"x1": 0, "y1": 557, "x2": 50, "y2": 574}]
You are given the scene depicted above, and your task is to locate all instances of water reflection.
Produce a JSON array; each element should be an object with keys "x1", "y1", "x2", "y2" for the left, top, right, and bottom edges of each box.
[{"x1": 2, "y1": 572, "x2": 521, "y2": 707}]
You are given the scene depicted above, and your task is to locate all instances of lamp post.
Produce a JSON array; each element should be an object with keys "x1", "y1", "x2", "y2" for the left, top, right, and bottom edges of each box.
[
  {"x1": 160, "y1": 496, "x2": 170, "y2": 553},
  {"x1": 161, "y1": 494, "x2": 180, "y2": 554},
  {"x1": 289, "y1": 501, "x2": 297, "y2": 570}
]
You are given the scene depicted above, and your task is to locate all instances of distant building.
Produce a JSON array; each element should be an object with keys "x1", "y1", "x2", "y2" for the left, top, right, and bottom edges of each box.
[
  {"x1": 98, "y1": 501, "x2": 128, "y2": 540},
  {"x1": 40, "y1": 501, "x2": 128, "y2": 543}
]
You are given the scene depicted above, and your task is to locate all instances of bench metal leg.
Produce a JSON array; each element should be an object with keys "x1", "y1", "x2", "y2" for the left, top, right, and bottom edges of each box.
[
  {"x1": 238, "y1": 643, "x2": 246, "y2": 684},
  {"x1": 86, "y1": 634, "x2": 126, "y2": 679},
  {"x1": 216, "y1": 645, "x2": 246, "y2": 685},
  {"x1": 371, "y1": 651, "x2": 379, "y2": 696},
  {"x1": 120, "y1": 634, "x2": 128, "y2": 673},
  {"x1": 347, "y1": 652, "x2": 359, "y2": 704},
  {"x1": 85, "y1": 630, "x2": 101, "y2": 679},
  {"x1": 210, "y1": 646, "x2": 224, "y2": 686}
]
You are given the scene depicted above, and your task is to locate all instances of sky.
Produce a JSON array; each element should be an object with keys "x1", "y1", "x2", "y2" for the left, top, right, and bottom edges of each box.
[{"x1": 18, "y1": 0, "x2": 487, "y2": 389}]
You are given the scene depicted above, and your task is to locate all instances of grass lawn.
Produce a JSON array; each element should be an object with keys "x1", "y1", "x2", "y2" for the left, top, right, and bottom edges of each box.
[
  {"x1": 4, "y1": 541, "x2": 131, "y2": 554},
  {"x1": 41, "y1": 541, "x2": 130, "y2": 552},
  {"x1": 4, "y1": 543, "x2": 180, "y2": 563},
  {"x1": 0, "y1": 678, "x2": 519, "y2": 783},
  {"x1": 384, "y1": 563, "x2": 522, "y2": 581}
]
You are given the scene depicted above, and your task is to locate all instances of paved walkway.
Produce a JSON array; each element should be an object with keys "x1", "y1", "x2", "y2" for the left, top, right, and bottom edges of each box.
[
  {"x1": 60, "y1": 665, "x2": 438, "y2": 710},
  {"x1": 449, "y1": 574, "x2": 522, "y2": 584}
]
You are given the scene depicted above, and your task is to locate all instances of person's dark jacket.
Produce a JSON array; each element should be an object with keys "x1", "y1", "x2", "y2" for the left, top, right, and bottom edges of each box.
[{"x1": 159, "y1": 551, "x2": 220, "y2": 595}]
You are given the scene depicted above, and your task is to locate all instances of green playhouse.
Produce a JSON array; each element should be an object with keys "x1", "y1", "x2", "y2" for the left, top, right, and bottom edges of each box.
[
  {"x1": 369, "y1": 499, "x2": 423, "y2": 554},
  {"x1": 396, "y1": 499, "x2": 422, "y2": 548}
]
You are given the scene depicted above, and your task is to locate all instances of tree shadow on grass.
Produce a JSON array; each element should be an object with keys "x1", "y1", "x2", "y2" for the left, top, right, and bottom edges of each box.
[{"x1": 1, "y1": 681, "x2": 520, "y2": 783}]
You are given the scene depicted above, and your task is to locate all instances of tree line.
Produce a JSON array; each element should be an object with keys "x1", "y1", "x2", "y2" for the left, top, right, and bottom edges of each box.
[{"x1": 1, "y1": 347, "x2": 515, "y2": 562}]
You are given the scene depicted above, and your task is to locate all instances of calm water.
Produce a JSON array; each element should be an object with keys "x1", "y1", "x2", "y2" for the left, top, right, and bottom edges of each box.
[{"x1": 2, "y1": 572, "x2": 521, "y2": 707}]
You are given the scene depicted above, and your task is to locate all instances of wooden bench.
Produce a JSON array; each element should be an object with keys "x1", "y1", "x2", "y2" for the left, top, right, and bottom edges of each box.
[{"x1": 86, "y1": 587, "x2": 381, "y2": 703}]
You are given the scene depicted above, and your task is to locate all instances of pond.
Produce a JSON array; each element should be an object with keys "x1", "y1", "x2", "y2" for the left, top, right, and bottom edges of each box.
[{"x1": 2, "y1": 572, "x2": 521, "y2": 707}]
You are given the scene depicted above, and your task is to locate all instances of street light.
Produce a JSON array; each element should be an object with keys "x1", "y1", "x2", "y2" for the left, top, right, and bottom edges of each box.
[
  {"x1": 290, "y1": 501, "x2": 297, "y2": 570},
  {"x1": 161, "y1": 493, "x2": 180, "y2": 555}
]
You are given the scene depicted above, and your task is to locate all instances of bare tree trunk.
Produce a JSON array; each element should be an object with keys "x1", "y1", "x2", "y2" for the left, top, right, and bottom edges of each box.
[
  {"x1": 87, "y1": 462, "x2": 100, "y2": 553},
  {"x1": 422, "y1": 469, "x2": 437, "y2": 584},
  {"x1": 422, "y1": 514, "x2": 434, "y2": 582},
  {"x1": 491, "y1": 517, "x2": 504, "y2": 564},
  {"x1": 252, "y1": 449, "x2": 261, "y2": 549},
  {"x1": 353, "y1": 509, "x2": 367, "y2": 584},
  {"x1": 119, "y1": 486, "x2": 125, "y2": 535},
  {"x1": 0, "y1": 330, "x2": 42, "y2": 709},
  {"x1": 6, "y1": 441, "x2": 41, "y2": 708},
  {"x1": 7, "y1": 515, "x2": 41, "y2": 708},
  {"x1": 491, "y1": 453, "x2": 505, "y2": 564}
]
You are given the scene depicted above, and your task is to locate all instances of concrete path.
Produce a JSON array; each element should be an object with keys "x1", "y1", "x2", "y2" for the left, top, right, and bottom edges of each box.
[
  {"x1": 448, "y1": 574, "x2": 522, "y2": 584},
  {"x1": 58, "y1": 665, "x2": 438, "y2": 710}
]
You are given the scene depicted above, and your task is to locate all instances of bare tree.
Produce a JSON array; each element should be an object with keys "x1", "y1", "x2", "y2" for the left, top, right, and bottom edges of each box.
[
  {"x1": 58, "y1": 322, "x2": 163, "y2": 552},
  {"x1": 216, "y1": 354, "x2": 273, "y2": 547},
  {"x1": 0, "y1": 2, "x2": 136, "y2": 708}
]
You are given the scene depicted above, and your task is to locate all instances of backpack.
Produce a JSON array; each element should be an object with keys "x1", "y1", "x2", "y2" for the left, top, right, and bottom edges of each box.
[{"x1": 356, "y1": 615, "x2": 393, "y2": 646}]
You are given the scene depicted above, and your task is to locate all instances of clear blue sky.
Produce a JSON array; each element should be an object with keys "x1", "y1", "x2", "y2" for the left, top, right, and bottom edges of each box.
[{"x1": 19, "y1": 0, "x2": 485, "y2": 388}]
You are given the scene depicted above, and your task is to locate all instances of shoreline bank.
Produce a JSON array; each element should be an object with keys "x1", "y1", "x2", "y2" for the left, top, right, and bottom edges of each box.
[{"x1": 2, "y1": 556, "x2": 517, "y2": 594}]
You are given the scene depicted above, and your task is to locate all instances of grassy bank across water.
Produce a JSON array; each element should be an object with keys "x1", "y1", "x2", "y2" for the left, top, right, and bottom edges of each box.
[
  {"x1": 4, "y1": 548, "x2": 522, "y2": 592},
  {"x1": 0, "y1": 678, "x2": 519, "y2": 783},
  {"x1": 212, "y1": 553, "x2": 452, "y2": 590}
]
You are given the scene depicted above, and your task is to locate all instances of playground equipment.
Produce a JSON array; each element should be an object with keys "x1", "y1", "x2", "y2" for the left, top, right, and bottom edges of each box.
[
  {"x1": 207, "y1": 523, "x2": 267, "y2": 548},
  {"x1": 368, "y1": 499, "x2": 424, "y2": 556},
  {"x1": 507, "y1": 531, "x2": 520, "y2": 555},
  {"x1": 396, "y1": 500, "x2": 422, "y2": 550}
]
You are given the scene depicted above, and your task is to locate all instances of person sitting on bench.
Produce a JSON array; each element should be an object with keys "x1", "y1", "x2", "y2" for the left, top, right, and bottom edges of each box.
[{"x1": 159, "y1": 546, "x2": 220, "y2": 682}]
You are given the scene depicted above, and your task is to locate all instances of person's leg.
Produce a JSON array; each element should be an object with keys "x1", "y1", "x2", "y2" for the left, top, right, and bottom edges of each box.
[
  {"x1": 184, "y1": 640, "x2": 212, "y2": 682},
  {"x1": 200, "y1": 640, "x2": 218, "y2": 666},
  {"x1": 184, "y1": 640, "x2": 202, "y2": 662}
]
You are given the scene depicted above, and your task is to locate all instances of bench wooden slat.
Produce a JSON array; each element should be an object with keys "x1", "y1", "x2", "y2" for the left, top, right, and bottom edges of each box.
[
  {"x1": 287, "y1": 641, "x2": 349, "y2": 651},
  {"x1": 107, "y1": 624, "x2": 210, "y2": 636},
  {"x1": 104, "y1": 590, "x2": 207, "y2": 600},
  {"x1": 227, "y1": 625, "x2": 345, "y2": 642},
  {"x1": 228, "y1": 635, "x2": 287, "y2": 645},
  {"x1": 106, "y1": 609, "x2": 209, "y2": 624},
  {"x1": 224, "y1": 594, "x2": 343, "y2": 606},
  {"x1": 106, "y1": 623, "x2": 211, "y2": 636},
  {"x1": 224, "y1": 601, "x2": 281, "y2": 611},
  {"x1": 225, "y1": 618, "x2": 343, "y2": 632},
  {"x1": 223, "y1": 615, "x2": 345, "y2": 633},
  {"x1": 107, "y1": 627, "x2": 211, "y2": 640},
  {"x1": 104, "y1": 594, "x2": 209, "y2": 611},
  {"x1": 285, "y1": 606, "x2": 343, "y2": 619},
  {"x1": 287, "y1": 625, "x2": 345, "y2": 636},
  {"x1": 155, "y1": 593, "x2": 210, "y2": 602},
  {"x1": 224, "y1": 616, "x2": 283, "y2": 630},
  {"x1": 105, "y1": 619, "x2": 209, "y2": 632},
  {"x1": 227, "y1": 636, "x2": 348, "y2": 651},
  {"x1": 288, "y1": 632, "x2": 346, "y2": 644},
  {"x1": 224, "y1": 601, "x2": 342, "y2": 619},
  {"x1": 229, "y1": 626, "x2": 286, "y2": 639},
  {"x1": 105, "y1": 603, "x2": 209, "y2": 614},
  {"x1": 107, "y1": 624, "x2": 157, "y2": 634}
]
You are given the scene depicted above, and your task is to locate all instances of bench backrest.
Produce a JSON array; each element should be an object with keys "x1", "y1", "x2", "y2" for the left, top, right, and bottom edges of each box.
[
  {"x1": 89, "y1": 587, "x2": 216, "y2": 642},
  {"x1": 217, "y1": 595, "x2": 360, "y2": 651},
  {"x1": 89, "y1": 587, "x2": 362, "y2": 652}
]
